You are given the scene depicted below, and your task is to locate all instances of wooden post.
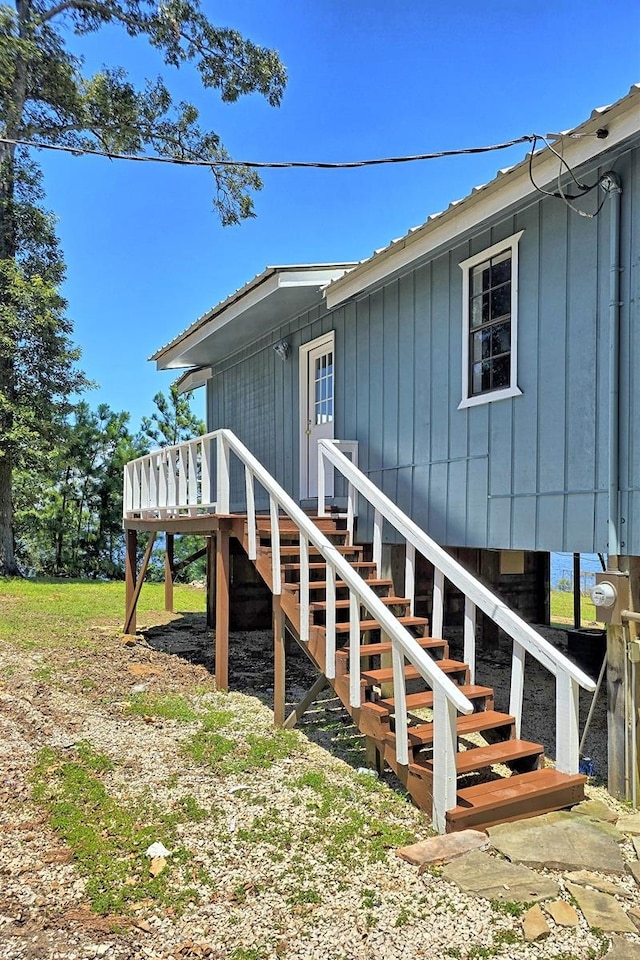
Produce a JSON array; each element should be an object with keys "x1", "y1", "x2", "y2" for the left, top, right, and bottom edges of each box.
[
  {"x1": 607, "y1": 556, "x2": 640, "y2": 799},
  {"x1": 215, "y1": 527, "x2": 230, "y2": 691},
  {"x1": 124, "y1": 528, "x2": 137, "y2": 634},
  {"x1": 273, "y1": 594, "x2": 285, "y2": 727},
  {"x1": 206, "y1": 535, "x2": 215, "y2": 628},
  {"x1": 164, "y1": 533, "x2": 174, "y2": 613}
]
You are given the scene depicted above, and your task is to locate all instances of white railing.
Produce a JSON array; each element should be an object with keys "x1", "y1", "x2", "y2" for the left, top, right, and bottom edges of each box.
[
  {"x1": 317, "y1": 439, "x2": 597, "y2": 778},
  {"x1": 123, "y1": 435, "x2": 213, "y2": 518},
  {"x1": 123, "y1": 429, "x2": 475, "y2": 832}
]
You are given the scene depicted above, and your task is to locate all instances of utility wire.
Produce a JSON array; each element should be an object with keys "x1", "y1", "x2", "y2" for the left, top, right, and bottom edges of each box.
[{"x1": 0, "y1": 131, "x2": 581, "y2": 169}]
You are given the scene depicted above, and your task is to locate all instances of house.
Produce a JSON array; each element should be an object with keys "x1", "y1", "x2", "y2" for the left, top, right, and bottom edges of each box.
[{"x1": 124, "y1": 85, "x2": 640, "y2": 829}]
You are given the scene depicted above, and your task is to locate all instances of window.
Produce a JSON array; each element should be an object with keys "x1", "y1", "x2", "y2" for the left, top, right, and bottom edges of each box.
[{"x1": 458, "y1": 231, "x2": 523, "y2": 409}]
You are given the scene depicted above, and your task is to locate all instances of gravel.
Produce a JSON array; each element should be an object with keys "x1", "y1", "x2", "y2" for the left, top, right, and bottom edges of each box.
[{"x1": 0, "y1": 615, "x2": 632, "y2": 960}]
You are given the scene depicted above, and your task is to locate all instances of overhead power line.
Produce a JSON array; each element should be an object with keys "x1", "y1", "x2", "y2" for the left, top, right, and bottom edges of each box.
[{"x1": 0, "y1": 131, "x2": 593, "y2": 169}]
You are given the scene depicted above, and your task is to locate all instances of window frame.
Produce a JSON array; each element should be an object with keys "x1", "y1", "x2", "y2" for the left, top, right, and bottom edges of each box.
[{"x1": 458, "y1": 230, "x2": 524, "y2": 410}]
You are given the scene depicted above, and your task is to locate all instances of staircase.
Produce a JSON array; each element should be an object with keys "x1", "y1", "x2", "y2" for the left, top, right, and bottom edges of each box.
[
  {"x1": 123, "y1": 428, "x2": 597, "y2": 834},
  {"x1": 241, "y1": 512, "x2": 587, "y2": 833}
]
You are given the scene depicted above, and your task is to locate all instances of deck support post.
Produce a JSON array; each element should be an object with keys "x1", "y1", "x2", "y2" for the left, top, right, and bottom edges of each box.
[
  {"x1": 273, "y1": 594, "x2": 286, "y2": 727},
  {"x1": 607, "y1": 555, "x2": 640, "y2": 801},
  {"x1": 284, "y1": 673, "x2": 329, "y2": 729},
  {"x1": 124, "y1": 531, "x2": 157, "y2": 634},
  {"x1": 215, "y1": 527, "x2": 230, "y2": 691},
  {"x1": 124, "y1": 528, "x2": 138, "y2": 634},
  {"x1": 206, "y1": 535, "x2": 215, "y2": 628},
  {"x1": 164, "y1": 533, "x2": 174, "y2": 613},
  {"x1": 365, "y1": 736, "x2": 384, "y2": 775}
]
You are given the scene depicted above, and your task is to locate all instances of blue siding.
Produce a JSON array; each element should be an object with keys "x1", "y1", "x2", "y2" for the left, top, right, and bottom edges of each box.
[{"x1": 206, "y1": 140, "x2": 640, "y2": 555}]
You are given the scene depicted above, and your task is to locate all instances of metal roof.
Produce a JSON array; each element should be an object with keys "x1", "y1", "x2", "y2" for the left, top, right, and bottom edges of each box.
[
  {"x1": 325, "y1": 83, "x2": 640, "y2": 308},
  {"x1": 152, "y1": 263, "x2": 356, "y2": 370}
]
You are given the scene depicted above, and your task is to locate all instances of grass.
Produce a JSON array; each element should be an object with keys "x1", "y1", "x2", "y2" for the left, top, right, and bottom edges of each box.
[
  {"x1": 31, "y1": 740, "x2": 200, "y2": 917},
  {"x1": 0, "y1": 577, "x2": 206, "y2": 651},
  {"x1": 550, "y1": 588, "x2": 602, "y2": 626}
]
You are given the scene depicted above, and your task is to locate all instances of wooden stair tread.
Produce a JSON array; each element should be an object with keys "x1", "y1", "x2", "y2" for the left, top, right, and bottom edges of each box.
[
  {"x1": 283, "y1": 578, "x2": 393, "y2": 593},
  {"x1": 335, "y1": 616, "x2": 429, "y2": 635},
  {"x1": 309, "y1": 596, "x2": 410, "y2": 611},
  {"x1": 339, "y1": 637, "x2": 445, "y2": 659},
  {"x1": 378, "y1": 684, "x2": 492, "y2": 711},
  {"x1": 418, "y1": 739, "x2": 544, "y2": 775},
  {"x1": 281, "y1": 561, "x2": 377, "y2": 572},
  {"x1": 385, "y1": 710, "x2": 515, "y2": 747},
  {"x1": 446, "y1": 769, "x2": 587, "y2": 829},
  {"x1": 274, "y1": 545, "x2": 364, "y2": 557},
  {"x1": 361, "y1": 657, "x2": 467, "y2": 684}
]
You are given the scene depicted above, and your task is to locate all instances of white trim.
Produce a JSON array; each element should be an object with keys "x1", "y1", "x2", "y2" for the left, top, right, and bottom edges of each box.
[
  {"x1": 458, "y1": 230, "x2": 523, "y2": 408},
  {"x1": 175, "y1": 367, "x2": 212, "y2": 394},
  {"x1": 325, "y1": 88, "x2": 640, "y2": 308},
  {"x1": 298, "y1": 332, "x2": 335, "y2": 498}
]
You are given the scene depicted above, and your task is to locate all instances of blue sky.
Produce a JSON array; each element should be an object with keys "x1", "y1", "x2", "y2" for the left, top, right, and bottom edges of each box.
[{"x1": 36, "y1": 0, "x2": 640, "y2": 430}]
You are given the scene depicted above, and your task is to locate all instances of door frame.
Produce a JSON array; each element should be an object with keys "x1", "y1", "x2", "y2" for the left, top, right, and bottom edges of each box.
[{"x1": 299, "y1": 331, "x2": 335, "y2": 500}]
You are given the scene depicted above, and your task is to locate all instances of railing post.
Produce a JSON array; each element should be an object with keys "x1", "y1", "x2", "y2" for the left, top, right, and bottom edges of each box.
[
  {"x1": 346, "y1": 482, "x2": 355, "y2": 545},
  {"x1": 432, "y1": 687, "x2": 458, "y2": 834},
  {"x1": 187, "y1": 442, "x2": 198, "y2": 508},
  {"x1": 464, "y1": 597, "x2": 477, "y2": 685},
  {"x1": 201, "y1": 437, "x2": 211, "y2": 506},
  {"x1": 432, "y1": 568, "x2": 444, "y2": 638},
  {"x1": 317, "y1": 444, "x2": 326, "y2": 517},
  {"x1": 299, "y1": 535, "x2": 310, "y2": 644},
  {"x1": 245, "y1": 468, "x2": 257, "y2": 560},
  {"x1": 216, "y1": 433, "x2": 230, "y2": 514},
  {"x1": 373, "y1": 509, "x2": 383, "y2": 577},
  {"x1": 269, "y1": 495, "x2": 281, "y2": 595},
  {"x1": 392, "y1": 642, "x2": 409, "y2": 766},
  {"x1": 167, "y1": 448, "x2": 177, "y2": 511},
  {"x1": 325, "y1": 564, "x2": 336, "y2": 679},
  {"x1": 555, "y1": 671, "x2": 580, "y2": 773},
  {"x1": 123, "y1": 464, "x2": 132, "y2": 518},
  {"x1": 405, "y1": 542, "x2": 415, "y2": 616},
  {"x1": 349, "y1": 592, "x2": 361, "y2": 708},
  {"x1": 509, "y1": 641, "x2": 526, "y2": 738}
]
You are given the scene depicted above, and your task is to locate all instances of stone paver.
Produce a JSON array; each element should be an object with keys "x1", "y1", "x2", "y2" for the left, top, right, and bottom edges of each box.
[
  {"x1": 606, "y1": 935, "x2": 640, "y2": 959},
  {"x1": 628, "y1": 862, "x2": 640, "y2": 887},
  {"x1": 571, "y1": 799, "x2": 619, "y2": 823},
  {"x1": 545, "y1": 899, "x2": 579, "y2": 926},
  {"x1": 522, "y1": 904, "x2": 550, "y2": 941},
  {"x1": 628, "y1": 907, "x2": 640, "y2": 933},
  {"x1": 618, "y1": 814, "x2": 640, "y2": 836},
  {"x1": 633, "y1": 836, "x2": 640, "y2": 858},
  {"x1": 442, "y1": 850, "x2": 559, "y2": 903},
  {"x1": 396, "y1": 829, "x2": 488, "y2": 866},
  {"x1": 487, "y1": 811, "x2": 627, "y2": 874},
  {"x1": 565, "y1": 869, "x2": 633, "y2": 898},
  {"x1": 565, "y1": 882, "x2": 636, "y2": 933}
]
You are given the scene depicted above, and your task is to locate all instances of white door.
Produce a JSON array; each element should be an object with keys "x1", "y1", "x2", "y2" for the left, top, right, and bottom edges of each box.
[{"x1": 300, "y1": 332, "x2": 335, "y2": 499}]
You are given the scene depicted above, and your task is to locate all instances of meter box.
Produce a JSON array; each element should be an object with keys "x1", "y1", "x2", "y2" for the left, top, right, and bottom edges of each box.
[{"x1": 591, "y1": 570, "x2": 629, "y2": 624}]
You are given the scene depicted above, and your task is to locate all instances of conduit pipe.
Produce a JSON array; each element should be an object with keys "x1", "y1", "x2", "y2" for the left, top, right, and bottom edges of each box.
[{"x1": 602, "y1": 170, "x2": 623, "y2": 567}]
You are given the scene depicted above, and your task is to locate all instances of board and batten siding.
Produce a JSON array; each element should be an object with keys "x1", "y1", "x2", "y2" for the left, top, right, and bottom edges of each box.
[{"x1": 206, "y1": 143, "x2": 639, "y2": 556}]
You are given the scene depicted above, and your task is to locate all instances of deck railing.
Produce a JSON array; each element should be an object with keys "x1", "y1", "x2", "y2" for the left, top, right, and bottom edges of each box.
[
  {"x1": 124, "y1": 429, "x2": 477, "y2": 832},
  {"x1": 317, "y1": 438, "x2": 597, "y2": 779}
]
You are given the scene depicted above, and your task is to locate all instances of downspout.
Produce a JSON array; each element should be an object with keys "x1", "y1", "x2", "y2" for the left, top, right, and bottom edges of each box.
[{"x1": 601, "y1": 171, "x2": 623, "y2": 568}]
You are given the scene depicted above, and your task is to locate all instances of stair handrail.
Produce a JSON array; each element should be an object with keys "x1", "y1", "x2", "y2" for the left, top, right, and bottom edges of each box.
[
  {"x1": 124, "y1": 429, "x2": 475, "y2": 832},
  {"x1": 317, "y1": 438, "x2": 597, "y2": 777}
]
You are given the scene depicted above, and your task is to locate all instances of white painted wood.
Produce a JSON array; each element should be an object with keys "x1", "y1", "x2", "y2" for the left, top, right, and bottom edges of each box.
[
  {"x1": 188, "y1": 443, "x2": 198, "y2": 506},
  {"x1": 245, "y1": 468, "x2": 257, "y2": 561},
  {"x1": 509, "y1": 641, "x2": 526, "y2": 738},
  {"x1": 392, "y1": 642, "x2": 409, "y2": 766},
  {"x1": 201, "y1": 439, "x2": 211, "y2": 508},
  {"x1": 299, "y1": 535, "x2": 310, "y2": 644},
  {"x1": 373, "y1": 509, "x2": 382, "y2": 577},
  {"x1": 317, "y1": 446, "x2": 326, "y2": 516},
  {"x1": 158, "y1": 453, "x2": 168, "y2": 508},
  {"x1": 346, "y1": 482, "x2": 355, "y2": 545},
  {"x1": 432, "y1": 688, "x2": 459, "y2": 835},
  {"x1": 149, "y1": 454, "x2": 158, "y2": 510},
  {"x1": 141, "y1": 460, "x2": 150, "y2": 512},
  {"x1": 349, "y1": 592, "x2": 361, "y2": 708},
  {"x1": 432, "y1": 568, "x2": 444, "y2": 639},
  {"x1": 123, "y1": 464, "x2": 132, "y2": 517},
  {"x1": 167, "y1": 449, "x2": 177, "y2": 508},
  {"x1": 464, "y1": 597, "x2": 477, "y2": 685},
  {"x1": 216, "y1": 434, "x2": 230, "y2": 513},
  {"x1": 405, "y1": 542, "x2": 415, "y2": 616},
  {"x1": 299, "y1": 332, "x2": 335, "y2": 499},
  {"x1": 555, "y1": 672, "x2": 580, "y2": 773},
  {"x1": 269, "y1": 495, "x2": 281, "y2": 595},
  {"x1": 325, "y1": 565, "x2": 336, "y2": 680}
]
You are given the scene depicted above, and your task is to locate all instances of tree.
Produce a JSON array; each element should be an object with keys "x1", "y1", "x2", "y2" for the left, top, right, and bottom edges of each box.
[
  {"x1": 139, "y1": 383, "x2": 205, "y2": 448},
  {"x1": 0, "y1": 1, "x2": 287, "y2": 573}
]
